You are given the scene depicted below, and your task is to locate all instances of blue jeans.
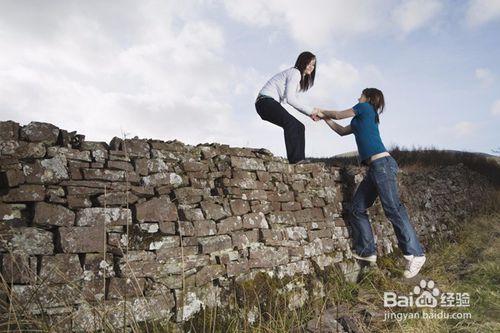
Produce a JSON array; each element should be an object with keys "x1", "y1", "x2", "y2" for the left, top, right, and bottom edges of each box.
[{"x1": 349, "y1": 156, "x2": 425, "y2": 257}]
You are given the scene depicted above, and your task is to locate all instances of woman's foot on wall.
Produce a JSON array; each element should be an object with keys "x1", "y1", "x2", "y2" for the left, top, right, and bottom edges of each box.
[
  {"x1": 403, "y1": 255, "x2": 426, "y2": 278},
  {"x1": 352, "y1": 252, "x2": 377, "y2": 263}
]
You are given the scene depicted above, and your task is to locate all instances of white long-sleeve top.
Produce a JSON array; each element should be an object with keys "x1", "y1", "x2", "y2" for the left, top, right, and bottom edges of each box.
[{"x1": 258, "y1": 67, "x2": 314, "y2": 116}]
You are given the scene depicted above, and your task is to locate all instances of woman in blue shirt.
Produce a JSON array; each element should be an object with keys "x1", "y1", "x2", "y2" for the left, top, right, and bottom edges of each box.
[{"x1": 313, "y1": 88, "x2": 426, "y2": 279}]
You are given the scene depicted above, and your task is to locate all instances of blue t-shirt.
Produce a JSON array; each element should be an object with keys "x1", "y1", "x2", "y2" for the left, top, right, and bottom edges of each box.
[{"x1": 350, "y1": 102, "x2": 387, "y2": 164}]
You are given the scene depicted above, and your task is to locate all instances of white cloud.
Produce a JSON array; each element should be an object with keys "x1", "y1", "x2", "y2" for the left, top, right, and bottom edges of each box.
[
  {"x1": 308, "y1": 58, "x2": 360, "y2": 103},
  {"x1": 0, "y1": 0, "x2": 496, "y2": 159},
  {"x1": 491, "y1": 100, "x2": 500, "y2": 116},
  {"x1": 304, "y1": 57, "x2": 385, "y2": 109},
  {"x1": 320, "y1": 59, "x2": 361, "y2": 89},
  {"x1": 222, "y1": 0, "x2": 391, "y2": 46},
  {"x1": 391, "y1": 0, "x2": 443, "y2": 34},
  {"x1": 466, "y1": 0, "x2": 500, "y2": 26},
  {"x1": 475, "y1": 68, "x2": 495, "y2": 86},
  {"x1": 223, "y1": 0, "x2": 452, "y2": 44},
  {"x1": 222, "y1": 0, "x2": 280, "y2": 27},
  {"x1": 453, "y1": 121, "x2": 479, "y2": 137},
  {"x1": 0, "y1": 0, "x2": 249, "y2": 145}
]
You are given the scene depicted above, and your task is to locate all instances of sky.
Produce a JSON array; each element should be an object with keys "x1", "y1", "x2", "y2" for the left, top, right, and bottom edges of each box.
[{"x1": 0, "y1": 0, "x2": 499, "y2": 158}]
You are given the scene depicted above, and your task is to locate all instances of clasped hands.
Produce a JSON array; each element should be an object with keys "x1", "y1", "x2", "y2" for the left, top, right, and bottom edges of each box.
[{"x1": 310, "y1": 108, "x2": 326, "y2": 122}]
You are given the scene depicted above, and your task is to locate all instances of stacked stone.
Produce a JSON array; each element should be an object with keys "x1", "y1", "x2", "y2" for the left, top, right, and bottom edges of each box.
[
  {"x1": 203, "y1": 154, "x2": 350, "y2": 278},
  {"x1": 0, "y1": 120, "x2": 494, "y2": 331},
  {"x1": 0, "y1": 121, "x2": 353, "y2": 330}
]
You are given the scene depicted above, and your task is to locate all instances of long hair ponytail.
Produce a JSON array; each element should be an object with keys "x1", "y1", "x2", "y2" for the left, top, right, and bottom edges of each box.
[{"x1": 362, "y1": 88, "x2": 385, "y2": 123}]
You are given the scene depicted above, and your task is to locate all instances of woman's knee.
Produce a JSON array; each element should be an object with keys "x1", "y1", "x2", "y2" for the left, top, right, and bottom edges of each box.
[
  {"x1": 382, "y1": 201, "x2": 406, "y2": 220},
  {"x1": 284, "y1": 118, "x2": 305, "y2": 133},
  {"x1": 289, "y1": 119, "x2": 305, "y2": 133},
  {"x1": 350, "y1": 205, "x2": 367, "y2": 219},
  {"x1": 255, "y1": 107, "x2": 265, "y2": 120}
]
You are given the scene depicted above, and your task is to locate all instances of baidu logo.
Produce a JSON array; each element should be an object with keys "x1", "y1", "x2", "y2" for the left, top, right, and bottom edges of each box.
[
  {"x1": 413, "y1": 279, "x2": 440, "y2": 307},
  {"x1": 383, "y1": 279, "x2": 472, "y2": 322},
  {"x1": 384, "y1": 279, "x2": 470, "y2": 308}
]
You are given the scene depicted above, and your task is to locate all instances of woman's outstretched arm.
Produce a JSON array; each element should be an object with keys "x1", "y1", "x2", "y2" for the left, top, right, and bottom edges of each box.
[
  {"x1": 315, "y1": 108, "x2": 355, "y2": 120},
  {"x1": 324, "y1": 119, "x2": 353, "y2": 136}
]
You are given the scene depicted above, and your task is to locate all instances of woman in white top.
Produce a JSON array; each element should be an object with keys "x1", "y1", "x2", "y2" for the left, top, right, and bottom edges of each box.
[{"x1": 255, "y1": 51, "x2": 320, "y2": 164}]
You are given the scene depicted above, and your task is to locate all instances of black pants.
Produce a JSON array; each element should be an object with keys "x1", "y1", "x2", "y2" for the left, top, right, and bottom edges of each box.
[{"x1": 255, "y1": 97, "x2": 305, "y2": 164}]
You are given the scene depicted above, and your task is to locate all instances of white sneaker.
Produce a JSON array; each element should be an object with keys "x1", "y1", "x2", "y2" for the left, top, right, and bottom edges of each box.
[
  {"x1": 352, "y1": 252, "x2": 377, "y2": 263},
  {"x1": 403, "y1": 255, "x2": 426, "y2": 278}
]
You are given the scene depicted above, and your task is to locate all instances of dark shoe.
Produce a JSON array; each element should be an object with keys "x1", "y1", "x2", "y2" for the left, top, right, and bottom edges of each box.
[
  {"x1": 254, "y1": 148, "x2": 273, "y2": 156},
  {"x1": 294, "y1": 159, "x2": 312, "y2": 165}
]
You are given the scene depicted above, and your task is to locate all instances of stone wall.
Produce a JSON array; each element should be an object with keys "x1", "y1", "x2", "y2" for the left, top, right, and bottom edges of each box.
[{"x1": 0, "y1": 121, "x2": 494, "y2": 331}]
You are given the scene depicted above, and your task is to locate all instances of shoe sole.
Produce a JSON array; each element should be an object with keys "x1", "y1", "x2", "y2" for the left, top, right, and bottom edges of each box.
[{"x1": 352, "y1": 253, "x2": 377, "y2": 263}]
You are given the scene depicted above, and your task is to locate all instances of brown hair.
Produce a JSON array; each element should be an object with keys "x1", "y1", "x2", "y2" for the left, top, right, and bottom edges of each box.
[
  {"x1": 294, "y1": 51, "x2": 316, "y2": 92},
  {"x1": 362, "y1": 88, "x2": 385, "y2": 123}
]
